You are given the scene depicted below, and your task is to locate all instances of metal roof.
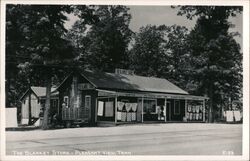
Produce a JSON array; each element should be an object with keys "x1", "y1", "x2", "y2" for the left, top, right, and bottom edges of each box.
[
  {"x1": 31, "y1": 86, "x2": 58, "y2": 97},
  {"x1": 81, "y1": 70, "x2": 189, "y2": 95},
  {"x1": 20, "y1": 86, "x2": 58, "y2": 101}
]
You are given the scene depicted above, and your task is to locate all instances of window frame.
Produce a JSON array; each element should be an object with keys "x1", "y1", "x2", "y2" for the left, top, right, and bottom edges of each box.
[
  {"x1": 63, "y1": 96, "x2": 69, "y2": 108},
  {"x1": 52, "y1": 99, "x2": 57, "y2": 107},
  {"x1": 138, "y1": 98, "x2": 157, "y2": 113},
  {"x1": 85, "y1": 95, "x2": 91, "y2": 109}
]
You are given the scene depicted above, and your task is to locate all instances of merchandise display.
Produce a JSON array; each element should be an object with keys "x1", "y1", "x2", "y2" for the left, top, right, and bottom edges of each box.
[
  {"x1": 121, "y1": 111, "x2": 126, "y2": 122},
  {"x1": 117, "y1": 102, "x2": 125, "y2": 111},
  {"x1": 118, "y1": 101, "x2": 138, "y2": 122},
  {"x1": 127, "y1": 112, "x2": 132, "y2": 122},
  {"x1": 132, "y1": 103, "x2": 137, "y2": 112},
  {"x1": 117, "y1": 111, "x2": 122, "y2": 120},
  {"x1": 105, "y1": 101, "x2": 114, "y2": 117},
  {"x1": 186, "y1": 103, "x2": 204, "y2": 121},
  {"x1": 131, "y1": 112, "x2": 136, "y2": 121},
  {"x1": 234, "y1": 111, "x2": 241, "y2": 121},
  {"x1": 97, "y1": 101, "x2": 104, "y2": 116}
]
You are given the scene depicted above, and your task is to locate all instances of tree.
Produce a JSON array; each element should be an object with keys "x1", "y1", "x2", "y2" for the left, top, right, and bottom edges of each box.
[
  {"x1": 65, "y1": 20, "x2": 91, "y2": 69},
  {"x1": 6, "y1": 5, "x2": 75, "y2": 129},
  {"x1": 129, "y1": 25, "x2": 167, "y2": 77},
  {"x1": 6, "y1": 5, "x2": 31, "y2": 107},
  {"x1": 175, "y1": 6, "x2": 243, "y2": 122},
  {"x1": 164, "y1": 25, "x2": 189, "y2": 88},
  {"x1": 129, "y1": 24, "x2": 189, "y2": 89},
  {"x1": 70, "y1": 5, "x2": 133, "y2": 72}
]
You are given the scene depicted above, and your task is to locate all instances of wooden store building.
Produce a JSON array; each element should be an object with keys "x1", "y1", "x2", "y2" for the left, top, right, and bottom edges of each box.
[{"x1": 56, "y1": 69, "x2": 208, "y2": 126}]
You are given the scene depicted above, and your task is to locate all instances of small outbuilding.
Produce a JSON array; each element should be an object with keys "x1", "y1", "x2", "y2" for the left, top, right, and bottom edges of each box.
[
  {"x1": 20, "y1": 86, "x2": 59, "y2": 125},
  {"x1": 56, "y1": 69, "x2": 208, "y2": 126}
]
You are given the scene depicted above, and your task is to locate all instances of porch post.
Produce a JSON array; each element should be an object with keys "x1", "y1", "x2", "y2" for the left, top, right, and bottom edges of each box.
[
  {"x1": 203, "y1": 99, "x2": 205, "y2": 122},
  {"x1": 169, "y1": 99, "x2": 171, "y2": 121},
  {"x1": 115, "y1": 95, "x2": 117, "y2": 124},
  {"x1": 95, "y1": 98, "x2": 98, "y2": 123},
  {"x1": 164, "y1": 98, "x2": 167, "y2": 122},
  {"x1": 57, "y1": 98, "x2": 60, "y2": 115},
  {"x1": 142, "y1": 97, "x2": 144, "y2": 123},
  {"x1": 185, "y1": 99, "x2": 187, "y2": 122}
]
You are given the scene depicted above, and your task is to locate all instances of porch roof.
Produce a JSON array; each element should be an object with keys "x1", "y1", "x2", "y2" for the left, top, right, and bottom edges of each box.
[{"x1": 97, "y1": 89, "x2": 208, "y2": 101}]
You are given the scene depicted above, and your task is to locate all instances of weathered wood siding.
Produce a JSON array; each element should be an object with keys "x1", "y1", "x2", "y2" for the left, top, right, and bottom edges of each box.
[
  {"x1": 81, "y1": 90, "x2": 98, "y2": 125},
  {"x1": 59, "y1": 74, "x2": 97, "y2": 125},
  {"x1": 21, "y1": 93, "x2": 41, "y2": 119}
]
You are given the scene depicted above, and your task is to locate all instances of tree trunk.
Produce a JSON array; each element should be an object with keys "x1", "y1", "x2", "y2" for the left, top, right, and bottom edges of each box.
[{"x1": 42, "y1": 72, "x2": 52, "y2": 130}]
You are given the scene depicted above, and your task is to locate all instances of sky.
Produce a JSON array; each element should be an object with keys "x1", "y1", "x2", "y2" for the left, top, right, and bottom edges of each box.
[{"x1": 64, "y1": 6, "x2": 243, "y2": 50}]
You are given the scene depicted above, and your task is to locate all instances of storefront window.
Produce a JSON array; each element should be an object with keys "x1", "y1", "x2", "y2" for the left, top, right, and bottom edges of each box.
[
  {"x1": 143, "y1": 99, "x2": 157, "y2": 114},
  {"x1": 138, "y1": 98, "x2": 157, "y2": 121}
]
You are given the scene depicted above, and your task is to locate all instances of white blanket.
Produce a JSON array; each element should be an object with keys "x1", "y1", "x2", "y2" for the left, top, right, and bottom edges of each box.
[
  {"x1": 97, "y1": 101, "x2": 104, "y2": 116},
  {"x1": 234, "y1": 111, "x2": 241, "y2": 121},
  {"x1": 226, "y1": 111, "x2": 234, "y2": 122},
  {"x1": 6, "y1": 108, "x2": 18, "y2": 127}
]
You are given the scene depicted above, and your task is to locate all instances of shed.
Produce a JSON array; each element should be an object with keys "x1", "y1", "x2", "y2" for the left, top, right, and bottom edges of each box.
[{"x1": 20, "y1": 86, "x2": 59, "y2": 125}]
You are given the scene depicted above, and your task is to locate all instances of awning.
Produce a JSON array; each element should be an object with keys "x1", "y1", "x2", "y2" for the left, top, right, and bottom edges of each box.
[{"x1": 97, "y1": 89, "x2": 208, "y2": 101}]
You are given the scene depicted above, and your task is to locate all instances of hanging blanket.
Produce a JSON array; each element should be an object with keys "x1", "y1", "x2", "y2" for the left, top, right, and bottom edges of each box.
[
  {"x1": 234, "y1": 111, "x2": 241, "y2": 121},
  {"x1": 131, "y1": 112, "x2": 136, "y2": 121},
  {"x1": 193, "y1": 113, "x2": 196, "y2": 120},
  {"x1": 117, "y1": 102, "x2": 125, "y2": 111},
  {"x1": 121, "y1": 112, "x2": 126, "y2": 122},
  {"x1": 125, "y1": 103, "x2": 132, "y2": 112},
  {"x1": 131, "y1": 103, "x2": 138, "y2": 112},
  {"x1": 97, "y1": 101, "x2": 104, "y2": 116},
  {"x1": 6, "y1": 107, "x2": 18, "y2": 127},
  {"x1": 117, "y1": 111, "x2": 122, "y2": 121},
  {"x1": 189, "y1": 113, "x2": 193, "y2": 120},
  {"x1": 127, "y1": 112, "x2": 132, "y2": 122},
  {"x1": 199, "y1": 113, "x2": 203, "y2": 120},
  {"x1": 196, "y1": 113, "x2": 199, "y2": 120},
  {"x1": 105, "y1": 101, "x2": 114, "y2": 117},
  {"x1": 196, "y1": 106, "x2": 200, "y2": 113},
  {"x1": 192, "y1": 106, "x2": 196, "y2": 113},
  {"x1": 226, "y1": 111, "x2": 234, "y2": 122}
]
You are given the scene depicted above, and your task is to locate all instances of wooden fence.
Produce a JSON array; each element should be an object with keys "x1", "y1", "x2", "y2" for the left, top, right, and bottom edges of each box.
[{"x1": 62, "y1": 108, "x2": 81, "y2": 120}]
